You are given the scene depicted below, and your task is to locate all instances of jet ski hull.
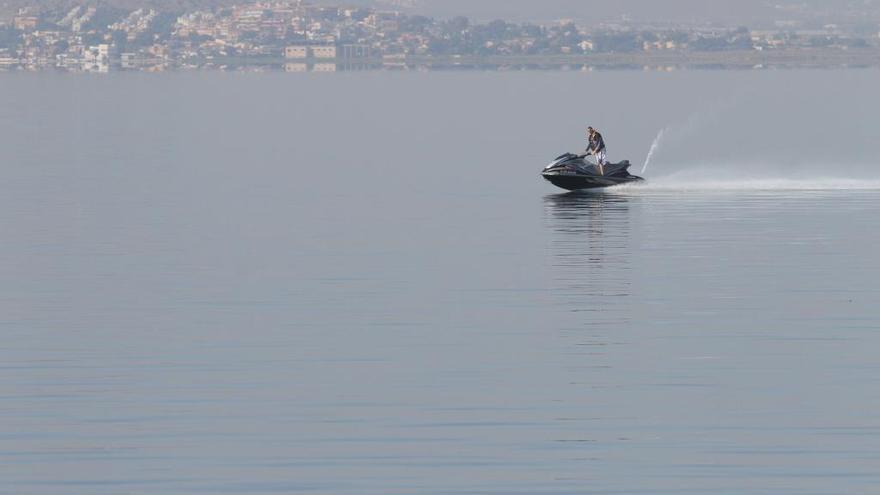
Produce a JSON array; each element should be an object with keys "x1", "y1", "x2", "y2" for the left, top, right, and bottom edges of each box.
[
  {"x1": 541, "y1": 153, "x2": 644, "y2": 191},
  {"x1": 542, "y1": 171, "x2": 644, "y2": 190}
]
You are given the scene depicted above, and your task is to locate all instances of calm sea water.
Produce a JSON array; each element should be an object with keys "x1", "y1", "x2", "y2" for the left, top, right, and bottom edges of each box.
[{"x1": 1, "y1": 69, "x2": 879, "y2": 494}]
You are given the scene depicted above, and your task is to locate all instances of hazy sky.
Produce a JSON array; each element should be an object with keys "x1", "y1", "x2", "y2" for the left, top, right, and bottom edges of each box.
[
  {"x1": 401, "y1": 0, "x2": 871, "y2": 24},
  {"x1": 412, "y1": 0, "x2": 768, "y2": 22}
]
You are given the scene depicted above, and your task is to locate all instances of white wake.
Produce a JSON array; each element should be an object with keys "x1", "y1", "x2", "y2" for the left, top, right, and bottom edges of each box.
[
  {"x1": 630, "y1": 178, "x2": 880, "y2": 191},
  {"x1": 613, "y1": 168, "x2": 880, "y2": 192}
]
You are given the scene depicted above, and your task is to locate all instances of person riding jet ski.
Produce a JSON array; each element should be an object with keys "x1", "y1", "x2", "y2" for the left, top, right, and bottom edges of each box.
[
  {"x1": 583, "y1": 126, "x2": 607, "y2": 175},
  {"x1": 541, "y1": 126, "x2": 643, "y2": 190}
]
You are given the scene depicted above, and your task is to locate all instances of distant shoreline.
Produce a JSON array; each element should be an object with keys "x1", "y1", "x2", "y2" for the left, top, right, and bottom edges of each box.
[
  {"x1": 408, "y1": 49, "x2": 880, "y2": 68},
  {"x1": 193, "y1": 48, "x2": 880, "y2": 71},
  {"x1": 4, "y1": 48, "x2": 880, "y2": 73}
]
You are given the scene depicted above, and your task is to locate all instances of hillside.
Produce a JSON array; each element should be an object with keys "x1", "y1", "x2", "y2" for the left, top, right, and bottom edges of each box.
[
  {"x1": 1, "y1": 1, "x2": 389, "y2": 19},
  {"x1": 1, "y1": 1, "x2": 237, "y2": 15}
]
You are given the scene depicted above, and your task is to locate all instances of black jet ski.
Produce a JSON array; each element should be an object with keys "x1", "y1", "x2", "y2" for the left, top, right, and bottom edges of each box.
[{"x1": 542, "y1": 153, "x2": 644, "y2": 190}]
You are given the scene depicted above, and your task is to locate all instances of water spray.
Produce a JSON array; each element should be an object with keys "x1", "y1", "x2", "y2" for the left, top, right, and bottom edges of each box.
[{"x1": 642, "y1": 128, "x2": 666, "y2": 175}]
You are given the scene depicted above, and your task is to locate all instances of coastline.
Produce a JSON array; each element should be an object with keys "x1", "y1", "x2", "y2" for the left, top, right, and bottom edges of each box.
[
  {"x1": 4, "y1": 48, "x2": 880, "y2": 72},
  {"x1": 186, "y1": 48, "x2": 880, "y2": 71}
]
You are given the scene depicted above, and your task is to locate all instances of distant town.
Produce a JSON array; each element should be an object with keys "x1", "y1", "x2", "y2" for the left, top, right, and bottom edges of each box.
[{"x1": 2, "y1": 1, "x2": 880, "y2": 72}]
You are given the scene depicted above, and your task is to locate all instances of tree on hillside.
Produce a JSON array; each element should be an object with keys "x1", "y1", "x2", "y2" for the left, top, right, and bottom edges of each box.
[
  {"x1": 0, "y1": 26, "x2": 21, "y2": 49},
  {"x1": 593, "y1": 32, "x2": 641, "y2": 53},
  {"x1": 81, "y1": 7, "x2": 127, "y2": 31}
]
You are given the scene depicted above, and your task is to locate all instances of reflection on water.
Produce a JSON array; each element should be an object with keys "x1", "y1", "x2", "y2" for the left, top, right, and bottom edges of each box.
[
  {"x1": 541, "y1": 191, "x2": 637, "y2": 474},
  {"x1": 543, "y1": 192, "x2": 634, "y2": 315}
]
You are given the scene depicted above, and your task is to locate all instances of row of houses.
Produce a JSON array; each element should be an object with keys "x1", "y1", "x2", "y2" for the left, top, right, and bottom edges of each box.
[
  {"x1": 2, "y1": 1, "x2": 879, "y2": 71},
  {"x1": 283, "y1": 44, "x2": 371, "y2": 59}
]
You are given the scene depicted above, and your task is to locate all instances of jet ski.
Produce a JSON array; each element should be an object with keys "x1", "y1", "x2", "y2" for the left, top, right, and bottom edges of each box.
[{"x1": 542, "y1": 153, "x2": 644, "y2": 190}]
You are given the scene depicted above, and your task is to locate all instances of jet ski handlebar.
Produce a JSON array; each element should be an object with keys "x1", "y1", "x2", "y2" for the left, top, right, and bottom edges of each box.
[{"x1": 554, "y1": 152, "x2": 590, "y2": 160}]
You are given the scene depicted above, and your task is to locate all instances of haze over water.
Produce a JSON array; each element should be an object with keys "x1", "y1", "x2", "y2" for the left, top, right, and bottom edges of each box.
[{"x1": 1, "y1": 69, "x2": 879, "y2": 494}]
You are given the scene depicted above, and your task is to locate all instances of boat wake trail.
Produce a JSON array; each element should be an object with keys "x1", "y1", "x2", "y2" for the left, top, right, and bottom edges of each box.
[
  {"x1": 636, "y1": 178, "x2": 880, "y2": 191},
  {"x1": 613, "y1": 168, "x2": 880, "y2": 192}
]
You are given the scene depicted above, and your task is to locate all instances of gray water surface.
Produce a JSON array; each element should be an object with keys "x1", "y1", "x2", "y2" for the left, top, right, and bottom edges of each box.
[{"x1": 1, "y1": 70, "x2": 879, "y2": 494}]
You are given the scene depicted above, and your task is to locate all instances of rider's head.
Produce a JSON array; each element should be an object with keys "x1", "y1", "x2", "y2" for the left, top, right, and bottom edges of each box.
[{"x1": 587, "y1": 126, "x2": 595, "y2": 135}]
